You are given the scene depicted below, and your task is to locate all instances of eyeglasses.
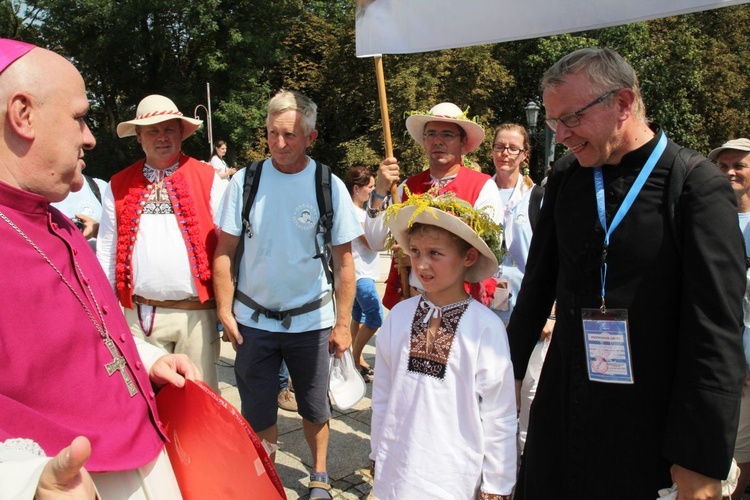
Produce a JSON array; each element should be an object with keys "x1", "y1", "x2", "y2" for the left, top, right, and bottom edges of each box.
[
  {"x1": 544, "y1": 89, "x2": 620, "y2": 132},
  {"x1": 492, "y1": 145, "x2": 525, "y2": 156},
  {"x1": 423, "y1": 131, "x2": 460, "y2": 142}
]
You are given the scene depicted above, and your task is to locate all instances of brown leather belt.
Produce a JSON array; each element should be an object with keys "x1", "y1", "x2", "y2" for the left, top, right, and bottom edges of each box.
[{"x1": 132, "y1": 295, "x2": 216, "y2": 310}]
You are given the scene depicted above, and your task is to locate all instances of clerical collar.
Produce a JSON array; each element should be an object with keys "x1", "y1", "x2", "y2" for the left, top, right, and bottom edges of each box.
[
  {"x1": 142, "y1": 161, "x2": 179, "y2": 183},
  {"x1": 602, "y1": 123, "x2": 662, "y2": 169}
]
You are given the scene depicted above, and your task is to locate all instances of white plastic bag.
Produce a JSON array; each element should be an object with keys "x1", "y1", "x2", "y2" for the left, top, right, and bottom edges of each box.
[{"x1": 328, "y1": 349, "x2": 366, "y2": 410}]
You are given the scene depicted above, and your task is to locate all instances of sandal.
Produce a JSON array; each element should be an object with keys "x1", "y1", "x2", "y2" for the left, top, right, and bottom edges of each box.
[
  {"x1": 357, "y1": 365, "x2": 373, "y2": 383},
  {"x1": 356, "y1": 364, "x2": 374, "y2": 375},
  {"x1": 308, "y1": 480, "x2": 333, "y2": 500}
]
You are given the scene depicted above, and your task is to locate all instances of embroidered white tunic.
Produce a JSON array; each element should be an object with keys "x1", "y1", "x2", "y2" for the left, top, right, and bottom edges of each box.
[{"x1": 370, "y1": 295, "x2": 517, "y2": 499}]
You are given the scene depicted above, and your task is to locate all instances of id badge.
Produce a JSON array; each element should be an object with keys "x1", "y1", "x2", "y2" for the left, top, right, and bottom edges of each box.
[
  {"x1": 581, "y1": 308, "x2": 634, "y2": 384},
  {"x1": 491, "y1": 278, "x2": 512, "y2": 311}
]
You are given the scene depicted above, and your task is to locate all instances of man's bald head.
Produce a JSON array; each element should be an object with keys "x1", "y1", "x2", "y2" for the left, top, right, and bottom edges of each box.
[
  {"x1": 0, "y1": 42, "x2": 95, "y2": 202},
  {"x1": 0, "y1": 46, "x2": 81, "y2": 112}
]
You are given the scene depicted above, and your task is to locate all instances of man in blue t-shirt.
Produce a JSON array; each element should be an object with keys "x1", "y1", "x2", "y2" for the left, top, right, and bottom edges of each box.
[{"x1": 212, "y1": 89, "x2": 362, "y2": 500}]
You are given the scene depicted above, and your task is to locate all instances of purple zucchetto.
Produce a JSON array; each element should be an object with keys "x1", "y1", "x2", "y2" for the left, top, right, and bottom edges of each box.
[{"x1": 0, "y1": 38, "x2": 36, "y2": 75}]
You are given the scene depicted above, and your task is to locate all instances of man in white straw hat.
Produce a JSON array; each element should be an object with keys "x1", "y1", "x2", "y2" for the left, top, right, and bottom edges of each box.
[
  {"x1": 98, "y1": 94, "x2": 224, "y2": 390},
  {"x1": 0, "y1": 38, "x2": 197, "y2": 498},
  {"x1": 364, "y1": 101, "x2": 502, "y2": 310},
  {"x1": 710, "y1": 138, "x2": 750, "y2": 500}
]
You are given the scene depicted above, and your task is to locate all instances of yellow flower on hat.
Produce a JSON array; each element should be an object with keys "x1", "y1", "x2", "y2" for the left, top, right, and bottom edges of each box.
[{"x1": 384, "y1": 188, "x2": 506, "y2": 283}]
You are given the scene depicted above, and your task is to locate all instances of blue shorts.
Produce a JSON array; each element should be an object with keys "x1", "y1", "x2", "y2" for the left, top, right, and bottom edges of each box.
[
  {"x1": 234, "y1": 325, "x2": 332, "y2": 431},
  {"x1": 351, "y1": 278, "x2": 383, "y2": 329}
]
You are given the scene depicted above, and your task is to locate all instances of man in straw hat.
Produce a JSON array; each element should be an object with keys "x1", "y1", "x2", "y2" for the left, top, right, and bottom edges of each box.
[
  {"x1": 213, "y1": 89, "x2": 362, "y2": 499},
  {"x1": 369, "y1": 191, "x2": 515, "y2": 499},
  {"x1": 0, "y1": 38, "x2": 197, "y2": 497},
  {"x1": 364, "y1": 102, "x2": 502, "y2": 310},
  {"x1": 508, "y1": 47, "x2": 745, "y2": 498},
  {"x1": 710, "y1": 138, "x2": 750, "y2": 500},
  {"x1": 97, "y1": 94, "x2": 224, "y2": 390}
]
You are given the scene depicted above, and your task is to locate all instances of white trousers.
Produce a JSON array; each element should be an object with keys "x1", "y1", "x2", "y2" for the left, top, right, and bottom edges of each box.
[
  {"x1": 92, "y1": 447, "x2": 182, "y2": 499},
  {"x1": 518, "y1": 337, "x2": 550, "y2": 455}
]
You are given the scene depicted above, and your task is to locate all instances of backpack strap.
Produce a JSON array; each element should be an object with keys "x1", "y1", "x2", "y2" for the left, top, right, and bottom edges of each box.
[
  {"x1": 668, "y1": 148, "x2": 750, "y2": 269},
  {"x1": 528, "y1": 184, "x2": 545, "y2": 231},
  {"x1": 235, "y1": 289, "x2": 333, "y2": 329},
  {"x1": 313, "y1": 160, "x2": 335, "y2": 285},
  {"x1": 241, "y1": 161, "x2": 263, "y2": 239},
  {"x1": 233, "y1": 161, "x2": 262, "y2": 283},
  {"x1": 233, "y1": 159, "x2": 336, "y2": 291},
  {"x1": 85, "y1": 175, "x2": 102, "y2": 204}
]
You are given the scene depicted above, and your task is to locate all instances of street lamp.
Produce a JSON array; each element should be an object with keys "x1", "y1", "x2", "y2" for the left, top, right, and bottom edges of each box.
[
  {"x1": 194, "y1": 82, "x2": 213, "y2": 158},
  {"x1": 524, "y1": 101, "x2": 540, "y2": 133},
  {"x1": 524, "y1": 100, "x2": 556, "y2": 178}
]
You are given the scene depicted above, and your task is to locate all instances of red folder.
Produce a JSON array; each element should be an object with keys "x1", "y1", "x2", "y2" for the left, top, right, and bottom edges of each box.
[{"x1": 156, "y1": 380, "x2": 286, "y2": 499}]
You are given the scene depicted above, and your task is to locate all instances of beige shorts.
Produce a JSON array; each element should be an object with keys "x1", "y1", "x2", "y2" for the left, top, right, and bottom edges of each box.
[
  {"x1": 735, "y1": 386, "x2": 750, "y2": 463},
  {"x1": 124, "y1": 305, "x2": 220, "y2": 391}
]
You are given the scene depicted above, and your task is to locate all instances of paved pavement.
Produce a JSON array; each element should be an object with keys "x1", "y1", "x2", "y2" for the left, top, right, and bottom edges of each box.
[
  {"x1": 215, "y1": 269, "x2": 750, "y2": 499},
  {"x1": 217, "y1": 281, "x2": 387, "y2": 499},
  {"x1": 217, "y1": 339, "x2": 375, "y2": 499}
]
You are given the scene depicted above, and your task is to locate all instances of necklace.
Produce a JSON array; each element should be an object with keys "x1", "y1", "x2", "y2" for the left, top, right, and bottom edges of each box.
[{"x1": 0, "y1": 209, "x2": 138, "y2": 397}]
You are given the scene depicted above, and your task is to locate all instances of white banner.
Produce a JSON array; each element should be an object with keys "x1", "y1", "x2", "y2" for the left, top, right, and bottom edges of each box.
[{"x1": 355, "y1": 0, "x2": 749, "y2": 57}]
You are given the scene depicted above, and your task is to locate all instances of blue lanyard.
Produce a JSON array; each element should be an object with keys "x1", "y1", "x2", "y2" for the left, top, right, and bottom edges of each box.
[{"x1": 594, "y1": 132, "x2": 667, "y2": 312}]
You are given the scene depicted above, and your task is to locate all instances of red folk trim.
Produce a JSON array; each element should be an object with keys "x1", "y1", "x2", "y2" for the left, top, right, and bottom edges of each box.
[
  {"x1": 115, "y1": 183, "x2": 150, "y2": 293},
  {"x1": 166, "y1": 172, "x2": 211, "y2": 280},
  {"x1": 134, "y1": 110, "x2": 184, "y2": 120}
]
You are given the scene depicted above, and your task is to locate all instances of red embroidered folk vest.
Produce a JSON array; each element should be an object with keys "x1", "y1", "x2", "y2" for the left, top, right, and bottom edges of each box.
[
  {"x1": 110, "y1": 155, "x2": 217, "y2": 309},
  {"x1": 382, "y1": 167, "x2": 496, "y2": 309}
]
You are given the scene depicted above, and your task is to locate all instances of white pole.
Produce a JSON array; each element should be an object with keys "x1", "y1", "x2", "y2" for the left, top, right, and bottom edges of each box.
[{"x1": 206, "y1": 82, "x2": 213, "y2": 157}]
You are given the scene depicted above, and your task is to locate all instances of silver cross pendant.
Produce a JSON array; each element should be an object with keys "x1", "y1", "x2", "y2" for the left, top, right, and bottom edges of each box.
[{"x1": 104, "y1": 337, "x2": 139, "y2": 397}]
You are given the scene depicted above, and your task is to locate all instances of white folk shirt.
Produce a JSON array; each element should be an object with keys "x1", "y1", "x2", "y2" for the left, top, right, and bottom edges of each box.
[
  {"x1": 370, "y1": 295, "x2": 517, "y2": 499},
  {"x1": 353, "y1": 205, "x2": 380, "y2": 281}
]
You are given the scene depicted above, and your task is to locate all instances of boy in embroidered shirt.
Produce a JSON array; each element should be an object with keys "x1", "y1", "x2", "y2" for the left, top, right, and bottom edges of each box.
[{"x1": 369, "y1": 191, "x2": 516, "y2": 500}]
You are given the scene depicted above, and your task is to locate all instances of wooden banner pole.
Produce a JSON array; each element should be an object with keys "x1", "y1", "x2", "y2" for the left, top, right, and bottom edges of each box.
[{"x1": 374, "y1": 55, "x2": 409, "y2": 300}]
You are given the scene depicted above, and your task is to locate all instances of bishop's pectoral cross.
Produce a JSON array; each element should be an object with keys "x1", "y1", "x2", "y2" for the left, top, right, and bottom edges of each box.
[{"x1": 104, "y1": 337, "x2": 138, "y2": 397}]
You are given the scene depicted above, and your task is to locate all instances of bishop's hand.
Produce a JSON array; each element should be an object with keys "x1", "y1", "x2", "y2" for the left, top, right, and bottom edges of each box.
[
  {"x1": 36, "y1": 435, "x2": 96, "y2": 499},
  {"x1": 149, "y1": 353, "x2": 203, "y2": 388}
]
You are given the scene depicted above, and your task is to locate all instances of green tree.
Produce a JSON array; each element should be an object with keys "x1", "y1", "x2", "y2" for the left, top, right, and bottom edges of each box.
[
  {"x1": 17, "y1": 0, "x2": 293, "y2": 177},
  {"x1": 4, "y1": 1, "x2": 750, "y2": 180},
  {"x1": 21, "y1": 0, "x2": 223, "y2": 176}
]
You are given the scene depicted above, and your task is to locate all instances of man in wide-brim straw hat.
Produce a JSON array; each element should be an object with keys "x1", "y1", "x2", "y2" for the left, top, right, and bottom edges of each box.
[
  {"x1": 115, "y1": 94, "x2": 203, "y2": 139},
  {"x1": 98, "y1": 94, "x2": 225, "y2": 390},
  {"x1": 364, "y1": 101, "x2": 503, "y2": 310}
]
